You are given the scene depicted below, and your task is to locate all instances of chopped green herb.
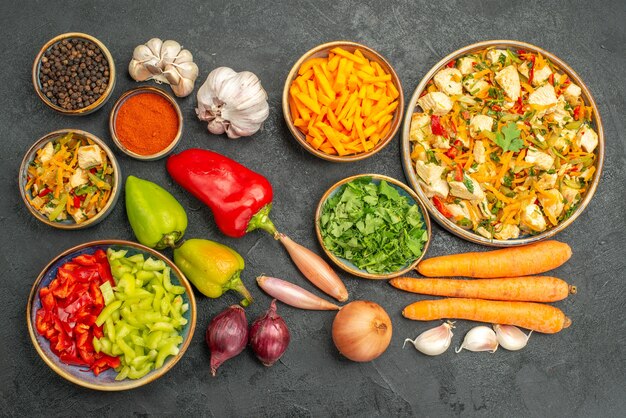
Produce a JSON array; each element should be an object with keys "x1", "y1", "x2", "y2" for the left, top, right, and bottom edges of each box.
[
  {"x1": 319, "y1": 178, "x2": 428, "y2": 274},
  {"x1": 502, "y1": 172, "x2": 514, "y2": 187},
  {"x1": 462, "y1": 175, "x2": 474, "y2": 193},
  {"x1": 489, "y1": 152, "x2": 501, "y2": 162},
  {"x1": 458, "y1": 217, "x2": 472, "y2": 227},
  {"x1": 494, "y1": 122, "x2": 524, "y2": 152}
]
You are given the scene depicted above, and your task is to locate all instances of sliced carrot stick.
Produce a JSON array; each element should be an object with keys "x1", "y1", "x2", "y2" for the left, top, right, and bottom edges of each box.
[
  {"x1": 417, "y1": 240, "x2": 572, "y2": 278},
  {"x1": 390, "y1": 276, "x2": 576, "y2": 302},
  {"x1": 402, "y1": 298, "x2": 571, "y2": 334}
]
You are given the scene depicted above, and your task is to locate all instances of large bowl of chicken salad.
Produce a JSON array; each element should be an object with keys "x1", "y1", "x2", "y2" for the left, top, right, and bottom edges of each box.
[{"x1": 401, "y1": 40, "x2": 604, "y2": 246}]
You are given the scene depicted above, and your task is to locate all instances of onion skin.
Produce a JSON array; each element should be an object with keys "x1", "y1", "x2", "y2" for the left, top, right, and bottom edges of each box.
[
  {"x1": 206, "y1": 305, "x2": 249, "y2": 376},
  {"x1": 277, "y1": 233, "x2": 348, "y2": 302},
  {"x1": 257, "y1": 275, "x2": 341, "y2": 311},
  {"x1": 249, "y1": 299, "x2": 291, "y2": 366},
  {"x1": 332, "y1": 301, "x2": 392, "y2": 362}
]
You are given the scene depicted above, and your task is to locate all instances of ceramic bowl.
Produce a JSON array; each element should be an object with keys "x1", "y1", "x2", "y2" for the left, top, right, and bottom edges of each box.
[
  {"x1": 18, "y1": 129, "x2": 121, "y2": 229},
  {"x1": 26, "y1": 240, "x2": 197, "y2": 391},
  {"x1": 109, "y1": 86, "x2": 184, "y2": 160},
  {"x1": 283, "y1": 41, "x2": 404, "y2": 162},
  {"x1": 32, "y1": 32, "x2": 116, "y2": 115},
  {"x1": 401, "y1": 40, "x2": 604, "y2": 247},
  {"x1": 315, "y1": 174, "x2": 431, "y2": 279}
]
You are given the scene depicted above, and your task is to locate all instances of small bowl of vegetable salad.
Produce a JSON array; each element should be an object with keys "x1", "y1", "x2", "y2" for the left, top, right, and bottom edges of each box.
[
  {"x1": 401, "y1": 40, "x2": 604, "y2": 246},
  {"x1": 315, "y1": 174, "x2": 431, "y2": 279},
  {"x1": 27, "y1": 240, "x2": 197, "y2": 391},
  {"x1": 19, "y1": 129, "x2": 121, "y2": 229}
]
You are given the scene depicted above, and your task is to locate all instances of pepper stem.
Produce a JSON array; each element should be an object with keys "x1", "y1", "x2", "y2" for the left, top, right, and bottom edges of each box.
[
  {"x1": 156, "y1": 232, "x2": 183, "y2": 250},
  {"x1": 225, "y1": 271, "x2": 253, "y2": 307},
  {"x1": 246, "y1": 204, "x2": 278, "y2": 238}
]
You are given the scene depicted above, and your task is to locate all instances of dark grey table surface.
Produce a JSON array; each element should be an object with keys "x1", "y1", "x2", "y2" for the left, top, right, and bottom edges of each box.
[{"x1": 1, "y1": 0, "x2": 625, "y2": 416}]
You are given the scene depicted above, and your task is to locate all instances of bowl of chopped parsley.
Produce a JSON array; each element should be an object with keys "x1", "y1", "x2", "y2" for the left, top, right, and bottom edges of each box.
[{"x1": 315, "y1": 174, "x2": 431, "y2": 279}]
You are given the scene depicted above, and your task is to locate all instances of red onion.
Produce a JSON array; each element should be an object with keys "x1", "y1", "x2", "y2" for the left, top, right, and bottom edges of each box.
[
  {"x1": 249, "y1": 299, "x2": 290, "y2": 366},
  {"x1": 206, "y1": 305, "x2": 248, "y2": 376}
]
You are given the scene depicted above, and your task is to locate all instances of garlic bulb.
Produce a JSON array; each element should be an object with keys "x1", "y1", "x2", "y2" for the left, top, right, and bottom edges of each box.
[
  {"x1": 455, "y1": 326, "x2": 499, "y2": 353},
  {"x1": 494, "y1": 324, "x2": 532, "y2": 351},
  {"x1": 196, "y1": 67, "x2": 269, "y2": 139},
  {"x1": 128, "y1": 38, "x2": 199, "y2": 97},
  {"x1": 403, "y1": 322, "x2": 454, "y2": 356}
]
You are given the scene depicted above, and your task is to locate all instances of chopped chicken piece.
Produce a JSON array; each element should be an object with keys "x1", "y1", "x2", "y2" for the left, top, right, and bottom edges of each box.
[
  {"x1": 538, "y1": 189, "x2": 565, "y2": 223},
  {"x1": 418, "y1": 92, "x2": 453, "y2": 116},
  {"x1": 457, "y1": 57, "x2": 478, "y2": 75},
  {"x1": 563, "y1": 83, "x2": 582, "y2": 104},
  {"x1": 495, "y1": 65, "x2": 521, "y2": 101},
  {"x1": 69, "y1": 168, "x2": 89, "y2": 189},
  {"x1": 434, "y1": 68, "x2": 463, "y2": 96},
  {"x1": 39, "y1": 142, "x2": 54, "y2": 164},
  {"x1": 521, "y1": 202, "x2": 547, "y2": 232},
  {"x1": 575, "y1": 125, "x2": 599, "y2": 153},
  {"x1": 77, "y1": 144, "x2": 103, "y2": 169},
  {"x1": 486, "y1": 49, "x2": 506, "y2": 64},
  {"x1": 449, "y1": 177, "x2": 485, "y2": 200},
  {"x1": 494, "y1": 224, "x2": 520, "y2": 240},
  {"x1": 525, "y1": 147, "x2": 555, "y2": 171},
  {"x1": 528, "y1": 84, "x2": 558, "y2": 109},
  {"x1": 469, "y1": 115, "x2": 494, "y2": 138},
  {"x1": 415, "y1": 161, "x2": 449, "y2": 198},
  {"x1": 473, "y1": 140, "x2": 486, "y2": 164}
]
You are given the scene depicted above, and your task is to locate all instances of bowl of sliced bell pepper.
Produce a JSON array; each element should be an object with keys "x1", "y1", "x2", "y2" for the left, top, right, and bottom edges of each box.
[{"x1": 26, "y1": 240, "x2": 197, "y2": 391}]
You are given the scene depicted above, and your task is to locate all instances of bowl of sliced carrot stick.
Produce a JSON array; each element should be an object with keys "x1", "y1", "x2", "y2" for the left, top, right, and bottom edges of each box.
[
  {"x1": 19, "y1": 129, "x2": 121, "y2": 229},
  {"x1": 401, "y1": 40, "x2": 604, "y2": 246},
  {"x1": 283, "y1": 41, "x2": 404, "y2": 162}
]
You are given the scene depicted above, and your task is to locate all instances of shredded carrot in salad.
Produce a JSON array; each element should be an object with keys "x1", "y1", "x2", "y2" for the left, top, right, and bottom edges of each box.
[
  {"x1": 26, "y1": 133, "x2": 114, "y2": 224},
  {"x1": 409, "y1": 47, "x2": 598, "y2": 240}
]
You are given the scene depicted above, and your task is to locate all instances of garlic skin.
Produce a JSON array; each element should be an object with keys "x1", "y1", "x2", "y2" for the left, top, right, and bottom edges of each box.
[
  {"x1": 196, "y1": 67, "x2": 270, "y2": 139},
  {"x1": 128, "y1": 38, "x2": 199, "y2": 97},
  {"x1": 403, "y1": 322, "x2": 454, "y2": 356},
  {"x1": 456, "y1": 326, "x2": 499, "y2": 353},
  {"x1": 494, "y1": 324, "x2": 532, "y2": 351}
]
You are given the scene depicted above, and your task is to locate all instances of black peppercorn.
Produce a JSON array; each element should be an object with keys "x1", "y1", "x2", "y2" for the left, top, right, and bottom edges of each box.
[{"x1": 38, "y1": 37, "x2": 110, "y2": 111}]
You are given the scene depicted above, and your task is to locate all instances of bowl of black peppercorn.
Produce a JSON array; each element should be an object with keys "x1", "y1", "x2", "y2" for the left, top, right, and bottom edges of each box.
[{"x1": 32, "y1": 33, "x2": 116, "y2": 115}]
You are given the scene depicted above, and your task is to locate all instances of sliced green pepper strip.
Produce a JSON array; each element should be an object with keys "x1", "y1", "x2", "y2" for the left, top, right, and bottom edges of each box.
[{"x1": 96, "y1": 300, "x2": 122, "y2": 327}]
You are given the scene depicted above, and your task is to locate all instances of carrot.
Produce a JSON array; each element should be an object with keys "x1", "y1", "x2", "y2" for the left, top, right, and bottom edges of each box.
[
  {"x1": 417, "y1": 240, "x2": 572, "y2": 278},
  {"x1": 390, "y1": 276, "x2": 576, "y2": 302},
  {"x1": 402, "y1": 298, "x2": 571, "y2": 334}
]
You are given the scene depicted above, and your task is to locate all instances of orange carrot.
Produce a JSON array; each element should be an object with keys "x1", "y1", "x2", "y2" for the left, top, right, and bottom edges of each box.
[
  {"x1": 390, "y1": 276, "x2": 576, "y2": 302},
  {"x1": 417, "y1": 240, "x2": 572, "y2": 278},
  {"x1": 402, "y1": 298, "x2": 571, "y2": 334}
]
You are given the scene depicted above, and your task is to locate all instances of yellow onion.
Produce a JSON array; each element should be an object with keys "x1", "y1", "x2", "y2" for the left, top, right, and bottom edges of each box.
[{"x1": 332, "y1": 301, "x2": 392, "y2": 362}]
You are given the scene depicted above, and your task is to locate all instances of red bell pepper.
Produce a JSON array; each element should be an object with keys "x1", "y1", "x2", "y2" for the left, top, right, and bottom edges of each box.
[
  {"x1": 167, "y1": 148, "x2": 276, "y2": 238},
  {"x1": 167, "y1": 148, "x2": 349, "y2": 302}
]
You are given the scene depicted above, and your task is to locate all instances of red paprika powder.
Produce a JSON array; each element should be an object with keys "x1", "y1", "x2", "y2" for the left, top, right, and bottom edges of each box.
[{"x1": 114, "y1": 92, "x2": 179, "y2": 156}]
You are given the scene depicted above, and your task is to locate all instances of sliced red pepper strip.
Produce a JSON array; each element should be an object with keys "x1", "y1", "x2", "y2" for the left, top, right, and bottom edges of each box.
[
  {"x1": 454, "y1": 165, "x2": 464, "y2": 182},
  {"x1": 430, "y1": 115, "x2": 448, "y2": 137},
  {"x1": 38, "y1": 188, "x2": 52, "y2": 198},
  {"x1": 432, "y1": 196, "x2": 453, "y2": 218}
]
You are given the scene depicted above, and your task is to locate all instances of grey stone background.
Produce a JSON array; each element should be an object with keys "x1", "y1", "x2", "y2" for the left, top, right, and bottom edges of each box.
[{"x1": 1, "y1": 0, "x2": 625, "y2": 416}]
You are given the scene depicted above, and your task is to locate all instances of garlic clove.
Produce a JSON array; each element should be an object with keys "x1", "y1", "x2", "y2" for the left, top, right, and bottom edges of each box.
[
  {"x1": 143, "y1": 57, "x2": 163, "y2": 76},
  {"x1": 456, "y1": 326, "x2": 499, "y2": 353},
  {"x1": 128, "y1": 60, "x2": 153, "y2": 82},
  {"x1": 403, "y1": 322, "x2": 454, "y2": 356},
  {"x1": 170, "y1": 77, "x2": 196, "y2": 98},
  {"x1": 493, "y1": 324, "x2": 532, "y2": 351},
  {"x1": 132, "y1": 44, "x2": 156, "y2": 63},
  {"x1": 145, "y1": 38, "x2": 163, "y2": 56},
  {"x1": 162, "y1": 65, "x2": 182, "y2": 86},
  {"x1": 174, "y1": 49, "x2": 194, "y2": 64},
  {"x1": 160, "y1": 40, "x2": 182, "y2": 65},
  {"x1": 173, "y1": 61, "x2": 199, "y2": 81}
]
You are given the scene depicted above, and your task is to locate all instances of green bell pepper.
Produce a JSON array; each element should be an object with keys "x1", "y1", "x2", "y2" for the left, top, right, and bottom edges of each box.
[
  {"x1": 173, "y1": 239, "x2": 253, "y2": 306},
  {"x1": 125, "y1": 175, "x2": 188, "y2": 249}
]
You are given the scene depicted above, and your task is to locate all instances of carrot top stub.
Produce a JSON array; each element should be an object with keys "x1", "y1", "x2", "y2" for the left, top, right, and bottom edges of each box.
[{"x1": 289, "y1": 47, "x2": 399, "y2": 156}]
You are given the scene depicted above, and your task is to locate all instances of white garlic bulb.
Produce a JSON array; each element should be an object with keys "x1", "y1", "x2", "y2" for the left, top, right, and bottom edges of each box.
[
  {"x1": 128, "y1": 38, "x2": 199, "y2": 97},
  {"x1": 403, "y1": 322, "x2": 454, "y2": 356},
  {"x1": 195, "y1": 67, "x2": 269, "y2": 139},
  {"x1": 455, "y1": 326, "x2": 499, "y2": 353}
]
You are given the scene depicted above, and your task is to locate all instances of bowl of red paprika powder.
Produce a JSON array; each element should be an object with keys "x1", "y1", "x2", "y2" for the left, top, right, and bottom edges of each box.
[{"x1": 109, "y1": 86, "x2": 183, "y2": 160}]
